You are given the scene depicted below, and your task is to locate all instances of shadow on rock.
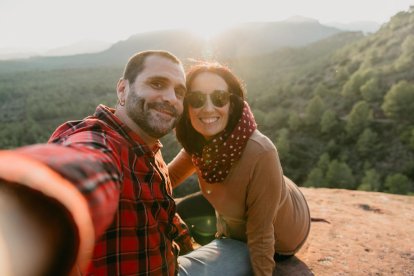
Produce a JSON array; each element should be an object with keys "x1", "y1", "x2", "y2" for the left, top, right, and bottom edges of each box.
[{"x1": 275, "y1": 256, "x2": 314, "y2": 276}]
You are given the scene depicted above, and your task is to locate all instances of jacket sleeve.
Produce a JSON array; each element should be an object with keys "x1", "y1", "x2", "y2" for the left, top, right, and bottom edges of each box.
[
  {"x1": 245, "y1": 147, "x2": 284, "y2": 275},
  {"x1": 168, "y1": 149, "x2": 196, "y2": 188},
  {"x1": 0, "y1": 131, "x2": 122, "y2": 273}
]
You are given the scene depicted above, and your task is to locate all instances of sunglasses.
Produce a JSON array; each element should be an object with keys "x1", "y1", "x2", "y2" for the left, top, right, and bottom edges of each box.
[{"x1": 186, "y1": 90, "x2": 231, "y2": 108}]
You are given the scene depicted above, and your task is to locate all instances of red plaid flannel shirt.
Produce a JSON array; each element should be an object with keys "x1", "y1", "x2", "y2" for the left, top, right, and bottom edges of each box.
[{"x1": 12, "y1": 105, "x2": 193, "y2": 275}]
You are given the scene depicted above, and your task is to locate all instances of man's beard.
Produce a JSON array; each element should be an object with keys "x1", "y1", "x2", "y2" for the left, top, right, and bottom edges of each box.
[{"x1": 125, "y1": 90, "x2": 181, "y2": 139}]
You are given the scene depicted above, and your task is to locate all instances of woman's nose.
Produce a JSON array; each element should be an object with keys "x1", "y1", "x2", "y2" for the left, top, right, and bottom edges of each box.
[{"x1": 202, "y1": 95, "x2": 215, "y2": 111}]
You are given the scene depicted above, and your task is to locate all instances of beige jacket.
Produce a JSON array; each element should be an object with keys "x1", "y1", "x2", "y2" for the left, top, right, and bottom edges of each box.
[{"x1": 168, "y1": 130, "x2": 310, "y2": 275}]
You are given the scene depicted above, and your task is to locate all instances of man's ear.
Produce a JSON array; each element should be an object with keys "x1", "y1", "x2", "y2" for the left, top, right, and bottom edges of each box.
[{"x1": 116, "y1": 78, "x2": 128, "y2": 104}]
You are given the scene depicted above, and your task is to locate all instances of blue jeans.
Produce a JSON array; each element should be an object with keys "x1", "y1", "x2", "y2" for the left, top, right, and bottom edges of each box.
[{"x1": 178, "y1": 238, "x2": 253, "y2": 276}]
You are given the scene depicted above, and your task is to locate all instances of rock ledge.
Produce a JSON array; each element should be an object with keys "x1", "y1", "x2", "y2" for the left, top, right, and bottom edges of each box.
[{"x1": 278, "y1": 188, "x2": 414, "y2": 275}]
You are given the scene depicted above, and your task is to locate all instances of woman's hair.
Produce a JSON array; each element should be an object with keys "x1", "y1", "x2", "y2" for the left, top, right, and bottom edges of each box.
[{"x1": 176, "y1": 62, "x2": 246, "y2": 155}]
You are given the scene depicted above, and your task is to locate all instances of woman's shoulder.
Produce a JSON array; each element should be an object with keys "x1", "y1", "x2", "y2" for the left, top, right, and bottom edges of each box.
[
  {"x1": 247, "y1": 130, "x2": 276, "y2": 151},
  {"x1": 244, "y1": 130, "x2": 277, "y2": 156}
]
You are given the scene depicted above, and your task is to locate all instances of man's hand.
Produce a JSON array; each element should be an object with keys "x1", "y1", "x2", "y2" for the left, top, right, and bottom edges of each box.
[
  {"x1": 0, "y1": 180, "x2": 77, "y2": 276},
  {"x1": 0, "y1": 227, "x2": 12, "y2": 276}
]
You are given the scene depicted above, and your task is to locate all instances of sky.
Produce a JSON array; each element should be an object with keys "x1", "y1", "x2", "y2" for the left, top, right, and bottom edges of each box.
[{"x1": 1, "y1": 0, "x2": 413, "y2": 51}]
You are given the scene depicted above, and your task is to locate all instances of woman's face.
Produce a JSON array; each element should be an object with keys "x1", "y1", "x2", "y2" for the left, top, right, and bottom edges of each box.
[{"x1": 187, "y1": 72, "x2": 230, "y2": 140}]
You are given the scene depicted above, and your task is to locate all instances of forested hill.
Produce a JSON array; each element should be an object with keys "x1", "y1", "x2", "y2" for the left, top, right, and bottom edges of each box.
[
  {"x1": 0, "y1": 9, "x2": 413, "y2": 195},
  {"x1": 229, "y1": 9, "x2": 414, "y2": 195}
]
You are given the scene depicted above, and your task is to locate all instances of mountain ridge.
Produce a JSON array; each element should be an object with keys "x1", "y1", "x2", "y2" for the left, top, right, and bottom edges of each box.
[{"x1": 0, "y1": 19, "x2": 343, "y2": 66}]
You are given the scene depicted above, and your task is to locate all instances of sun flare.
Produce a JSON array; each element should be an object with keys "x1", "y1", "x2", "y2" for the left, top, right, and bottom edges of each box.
[{"x1": 187, "y1": 21, "x2": 234, "y2": 40}]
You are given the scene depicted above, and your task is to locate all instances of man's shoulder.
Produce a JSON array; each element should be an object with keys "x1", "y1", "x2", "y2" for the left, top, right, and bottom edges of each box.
[{"x1": 48, "y1": 116, "x2": 114, "y2": 143}]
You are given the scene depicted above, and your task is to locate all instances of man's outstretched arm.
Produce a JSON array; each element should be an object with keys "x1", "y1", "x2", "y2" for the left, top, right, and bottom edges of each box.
[{"x1": 0, "y1": 141, "x2": 122, "y2": 275}]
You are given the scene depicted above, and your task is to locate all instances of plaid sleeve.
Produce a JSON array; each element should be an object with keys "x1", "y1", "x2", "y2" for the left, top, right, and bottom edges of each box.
[
  {"x1": 0, "y1": 143, "x2": 120, "y2": 273},
  {"x1": 172, "y1": 213, "x2": 196, "y2": 255},
  {"x1": 0, "y1": 133, "x2": 123, "y2": 273},
  {"x1": 17, "y1": 133, "x2": 122, "y2": 239}
]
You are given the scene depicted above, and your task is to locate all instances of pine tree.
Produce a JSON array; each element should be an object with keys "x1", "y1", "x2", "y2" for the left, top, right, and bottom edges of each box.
[
  {"x1": 341, "y1": 69, "x2": 373, "y2": 100},
  {"x1": 304, "y1": 168, "x2": 326, "y2": 187},
  {"x1": 275, "y1": 128, "x2": 290, "y2": 161},
  {"x1": 356, "y1": 128, "x2": 378, "y2": 156},
  {"x1": 384, "y1": 173, "x2": 411, "y2": 195},
  {"x1": 305, "y1": 95, "x2": 325, "y2": 126},
  {"x1": 358, "y1": 169, "x2": 381, "y2": 191},
  {"x1": 325, "y1": 160, "x2": 355, "y2": 189},
  {"x1": 288, "y1": 112, "x2": 301, "y2": 131},
  {"x1": 320, "y1": 110, "x2": 338, "y2": 134},
  {"x1": 395, "y1": 35, "x2": 414, "y2": 71},
  {"x1": 410, "y1": 128, "x2": 414, "y2": 150},
  {"x1": 360, "y1": 77, "x2": 383, "y2": 103},
  {"x1": 346, "y1": 101, "x2": 372, "y2": 137},
  {"x1": 382, "y1": 81, "x2": 414, "y2": 122}
]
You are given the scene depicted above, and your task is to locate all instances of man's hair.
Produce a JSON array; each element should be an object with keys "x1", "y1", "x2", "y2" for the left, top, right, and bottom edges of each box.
[
  {"x1": 175, "y1": 62, "x2": 246, "y2": 155},
  {"x1": 122, "y1": 50, "x2": 182, "y2": 84}
]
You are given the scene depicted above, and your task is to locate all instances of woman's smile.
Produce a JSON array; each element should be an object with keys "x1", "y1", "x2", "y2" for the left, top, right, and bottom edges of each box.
[{"x1": 199, "y1": 116, "x2": 220, "y2": 124}]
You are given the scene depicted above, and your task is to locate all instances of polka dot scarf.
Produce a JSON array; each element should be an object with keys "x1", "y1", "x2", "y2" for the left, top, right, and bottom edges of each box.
[{"x1": 192, "y1": 101, "x2": 257, "y2": 183}]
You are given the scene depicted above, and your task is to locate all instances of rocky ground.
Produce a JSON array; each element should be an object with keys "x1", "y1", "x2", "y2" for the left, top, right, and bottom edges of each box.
[{"x1": 276, "y1": 188, "x2": 414, "y2": 275}]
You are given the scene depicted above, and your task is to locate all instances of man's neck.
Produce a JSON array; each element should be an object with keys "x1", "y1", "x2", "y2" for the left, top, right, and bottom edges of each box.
[{"x1": 114, "y1": 108, "x2": 158, "y2": 149}]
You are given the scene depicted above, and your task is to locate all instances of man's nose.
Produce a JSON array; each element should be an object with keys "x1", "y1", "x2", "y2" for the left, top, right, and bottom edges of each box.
[{"x1": 162, "y1": 87, "x2": 179, "y2": 103}]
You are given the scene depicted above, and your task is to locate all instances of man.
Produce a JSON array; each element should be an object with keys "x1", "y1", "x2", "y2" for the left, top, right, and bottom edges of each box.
[{"x1": 0, "y1": 50, "x2": 193, "y2": 275}]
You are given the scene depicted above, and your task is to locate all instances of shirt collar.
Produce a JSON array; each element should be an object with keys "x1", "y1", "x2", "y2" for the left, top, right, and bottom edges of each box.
[{"x1": 93, "y1": 104, "x2": 163, "y2": 156}]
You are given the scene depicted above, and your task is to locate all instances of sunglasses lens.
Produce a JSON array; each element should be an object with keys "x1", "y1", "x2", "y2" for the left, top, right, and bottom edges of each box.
[
  {"x1": 211, "y1": 90, "x2": 230, "y2": 107},
  {"x1": 187, "y1": 93, "x2": 206, "y2": 108},
  {"x1": 186, "y1": 90, "x2": 231, "y2": 108}
]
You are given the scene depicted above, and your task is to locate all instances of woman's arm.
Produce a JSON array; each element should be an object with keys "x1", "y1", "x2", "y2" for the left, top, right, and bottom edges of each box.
[
  {"x1": 245, "y1": 147, "x2": 284, "y2": 276},
  {"x1": 168, "y1": 149, "x2": 196, "y2": 188}
]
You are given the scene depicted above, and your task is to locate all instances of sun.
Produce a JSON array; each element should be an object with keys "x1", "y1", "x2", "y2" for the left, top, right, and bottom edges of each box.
[{"x1": 187, "y1": 21, "x2": 233, "y2": 41}]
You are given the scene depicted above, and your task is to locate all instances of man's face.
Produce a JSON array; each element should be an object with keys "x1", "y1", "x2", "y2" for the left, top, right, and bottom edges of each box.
[{"x1": 125, "y1": 55, "x2": 186, "y2": 139}]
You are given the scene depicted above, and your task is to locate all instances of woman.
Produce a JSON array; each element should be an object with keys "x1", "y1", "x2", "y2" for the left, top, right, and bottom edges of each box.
[{"x1": 169, "y1": 62, "x2": 310, "y2": 275}]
